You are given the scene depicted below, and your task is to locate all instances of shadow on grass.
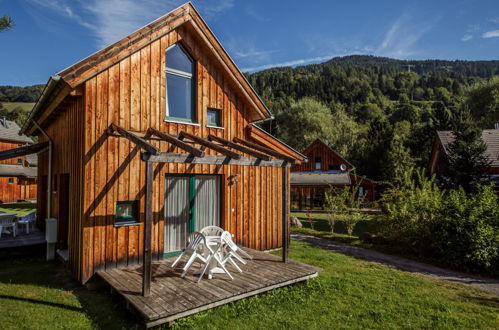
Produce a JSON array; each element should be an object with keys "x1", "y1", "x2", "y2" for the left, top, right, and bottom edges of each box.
[
  {"x1": 460, "y1": 294, "x2": 499, "y2": 308},
  {"x1": 0, "y1": 294, "x2": 83, "y2": 312},
  {"x1": 0, "y1": 256, "x2": 138, "y2": 329}
]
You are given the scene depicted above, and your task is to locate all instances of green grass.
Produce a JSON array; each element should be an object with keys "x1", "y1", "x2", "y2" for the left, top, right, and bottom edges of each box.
[
  {"x1": 0, "y1": 202, "x2": 36, "y2": 217},
  {"x1": 1, "y1": 102, "x2": 35, "y2": 112},
  {"x1": 172, "y1": 241, "x2": 499, "y2": 329},
  {"x1": 1, "y1": 242, "x2": 498, "y2": 329},
  {"x1": 0, "y1": 257, "x2": 136, "y2": 329}
]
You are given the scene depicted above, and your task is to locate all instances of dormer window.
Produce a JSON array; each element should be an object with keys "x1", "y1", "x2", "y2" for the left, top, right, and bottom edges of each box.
[
  {"x1": 165, "y1": 43, "x2": 195, "y2": 123},
  {"x1": 315, "y1": 157, "x2": 321, "y2": 171}
]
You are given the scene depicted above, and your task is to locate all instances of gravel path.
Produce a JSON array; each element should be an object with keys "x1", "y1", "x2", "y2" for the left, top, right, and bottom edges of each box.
[{"x1": 292, "y1": 233, "x2": 499, "y2": 296}]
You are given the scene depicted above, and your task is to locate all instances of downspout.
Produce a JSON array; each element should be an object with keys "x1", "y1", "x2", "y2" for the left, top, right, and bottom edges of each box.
[{"x1": 32, "y1": 120, "x2": 52, "y2": 219}]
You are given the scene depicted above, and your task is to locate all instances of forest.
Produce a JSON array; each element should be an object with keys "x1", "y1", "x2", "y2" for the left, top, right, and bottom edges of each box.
[{"x1": 246, "y1": 55, "x2": 499, "y2": 184}]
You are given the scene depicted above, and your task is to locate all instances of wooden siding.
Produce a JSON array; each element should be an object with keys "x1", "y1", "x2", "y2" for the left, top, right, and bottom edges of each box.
[
  {"x1": 37, "y1": 96, "x2": 85, "y2": 280},
  {"x1": 80, "y1": 24, "x2": 284, "y2": 283},
  {"x1": 0, "y1": 177, "x2": 36, "y2": 203},
  {"x1": 291, "y1": 139, "x2": 352, "y2": 172},
  {"x1": 0, "y1": 140, "x2": 28, "y2": 165}
]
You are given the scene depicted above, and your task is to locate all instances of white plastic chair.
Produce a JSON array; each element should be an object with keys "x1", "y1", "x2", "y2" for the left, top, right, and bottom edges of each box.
[
  {"x1": 0, "y1": 214, "x2": 17, "y2": 238},
  {"x1": 196, "y1": 234, "x2": 234, "y2": 283},
  {"x1": 17, "y1": 211, "x2": 36, "y2": 234},
  {"x1": 171, "y1": 232, "x2": 207, "y2": 275},
  {"x1": 200, "y1": 225, "x2": 224, "y2": 237}
]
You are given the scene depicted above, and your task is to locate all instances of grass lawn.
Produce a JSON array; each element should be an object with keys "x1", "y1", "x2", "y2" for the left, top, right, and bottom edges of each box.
[
  {"x1": 0, "y1": 202, "x2": 36, "y2": 217},
  {"x1": 291, "y1": 211, "x2": 376, "y2": 236},
  {"x1": 1, "y1": 242, "x2": 498, "y2": 329},
  {"x1": 1, "y1": 102, "x2": 35, "y2": 112}
]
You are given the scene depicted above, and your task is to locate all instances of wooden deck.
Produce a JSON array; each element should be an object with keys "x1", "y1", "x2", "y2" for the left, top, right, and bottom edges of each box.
[
  {"x1": 98, "y1": 248, "x2": 320, "y2": 327},
  {"x1": 0, "y1": 228, "x2": 45, "y2": 249}
]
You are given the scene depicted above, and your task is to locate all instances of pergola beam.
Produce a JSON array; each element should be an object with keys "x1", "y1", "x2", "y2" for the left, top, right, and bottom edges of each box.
[
  {"x1": 233, "y1": 137, "x2": 297, "y2": 164},
  {"x1": 147, "y1": 128, "x2": 205, "y2": 157},
  {"x1": 208, "y1": 134, "x2": 272, "y2": 161},
  {"x1": 109, "y1": 123, "x2": 160, "y2": 155},
  {"x1": 142, "y1": 152, "x2": 289, "y2": 168},
  {"x1": 180, "y1": 131, "x2": 241, "y2": 159},
  {"x1": 0, "y1": 142, "x2": 49, "y2": 161}
]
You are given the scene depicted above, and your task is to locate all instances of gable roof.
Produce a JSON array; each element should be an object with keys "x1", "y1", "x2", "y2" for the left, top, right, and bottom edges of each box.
[
  {"x1": 0, "y1": 119, "x2": 33, "y2": 144},
  {"x1": 436, "y1": 130, "x2": 499, "y2": 167},
  {"x1": 247, "y1": 125, "x2": 307, "y2": 163},
  {"x1": 302, "y1": 139, "x2": 354, "y2": 169},
  {"x1": 22, "y1": 2, "x2": 272, "y2": 135}
]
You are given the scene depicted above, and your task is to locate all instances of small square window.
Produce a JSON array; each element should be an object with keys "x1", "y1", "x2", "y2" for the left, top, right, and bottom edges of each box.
[
  {"x1": 115, "y1": 201, "x2": 139, "y2": 225},
  {"x1": 207, "y1": 108, "x2": 221, "y2": 127},
  {"x1": 18, "y1": 144, "x2": 22, "y2": 148},
  {"x1": 8, "y1": 178, "x2": 14, "y2": 184},
  {"x1": 17, "y1": 158, "x2": 23, "y2": 164}
]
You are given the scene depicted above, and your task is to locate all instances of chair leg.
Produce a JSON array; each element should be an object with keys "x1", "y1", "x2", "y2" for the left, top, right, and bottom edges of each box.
[
  {"x1": 237, "y1": 248, "x2": 253, "y2": 260},
  {"x1": 232, "y1": 251, "x2": 247, "y2": 265},
  {"x1": 214, "y1": 255, "x2": 233, "y2": 280},
  {"x1": 171, "y1": 252, "x2": 184, "y2": 268},
  {"x1": 181, "y1": 254, "x2": 197, "y2": 278},
  {"x1": 197, "y1": 255, "x2": 213, "y2": 283},
  {"x1": 228, "y1": 256, "x2": 243, "y2": 273}
]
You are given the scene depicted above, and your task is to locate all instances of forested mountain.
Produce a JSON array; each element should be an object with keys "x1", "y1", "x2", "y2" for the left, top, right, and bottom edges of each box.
[
  {"x1": 246, "y1": 55, "x2": 499, "y2": 183},
  {"x1": 0, "y1": 84, "x2": 44, "y2": 102}
]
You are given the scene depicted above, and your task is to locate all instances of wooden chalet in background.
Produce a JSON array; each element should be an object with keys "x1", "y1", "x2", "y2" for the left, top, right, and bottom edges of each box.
[
  {"x1": 21, "y1": 3, "x2": 306, "y2": 285},
  {"x1": 0, "y1": 118, "x2": 37, "y2": 203},
  {"x1": 428, "y1": 129, "x2": 499, "y2": 186},
  {"x1": 290, "y1": 139, "x2": 376, "y2": 210}
]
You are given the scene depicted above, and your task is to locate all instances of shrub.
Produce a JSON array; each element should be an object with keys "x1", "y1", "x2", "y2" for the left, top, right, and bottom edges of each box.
[
  {"x1": 379, "y1": 168, "x2": 499, "y2": 274},
  {"x1": 432, "y1": 185, "x2": 499, "y2": 273}
]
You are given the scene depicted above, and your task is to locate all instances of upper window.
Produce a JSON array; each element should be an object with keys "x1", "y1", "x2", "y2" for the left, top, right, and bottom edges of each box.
[
  {"x1": 17, "y1": 158, "x2": 23, "y2": 164},
  {"x1": 8, "y1": 178, "x2": 14, "y2": 184},
  {"x1": 207, "y1": 108, "x2": 221, "y2": 127},
  {"x1": 315, "y1": 157, "x2": 322, "y2": 171},
  {"x1": 165, "y1": 43, "x2": 195, "y2": 123}
]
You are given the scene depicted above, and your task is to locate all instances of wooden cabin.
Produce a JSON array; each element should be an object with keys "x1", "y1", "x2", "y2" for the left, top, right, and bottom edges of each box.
[
  {"x1": 290, "y1": 139, "x2": 376, "y2": 210},
  {"x1": 0, "y1": 118, "x2": 37, "y2": 203},
  {"x1": 21, "y1": 3, "x2": 306, "y2": 284},
  {"x1": 428, "y1": 129, "x2": 499, "y2": 186}
]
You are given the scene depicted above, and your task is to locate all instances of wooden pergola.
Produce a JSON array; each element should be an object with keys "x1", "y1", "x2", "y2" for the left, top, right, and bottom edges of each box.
[{"x1": 108, "y1": 123, "x2": 293, "y2": 297}]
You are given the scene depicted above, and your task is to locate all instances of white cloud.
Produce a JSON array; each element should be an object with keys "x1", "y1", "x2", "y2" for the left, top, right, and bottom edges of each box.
[
  {"x1": 375, "y1": 13, "x2": 438, "y2": 58},
  {"x1": 26, "y1": 0, "x2": 234, "y2": 48},
  {"x1": 488, "y1": 17, "x2": 499, "y2": 24},
  {"x1": 241, "y1": 55, "x2": 336, "y2": 72},
  {"x1": 461, "y1": 34, "x2": 473, "y2": 41},
  {"x1": 482, "y1": 30, "x2": 499, "y2": 38}
]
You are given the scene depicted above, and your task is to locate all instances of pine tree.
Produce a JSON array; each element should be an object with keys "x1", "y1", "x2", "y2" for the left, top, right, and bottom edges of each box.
[
  {"x1": 443, "y1": 110, "x2": 491, "y2": 192},
  {"x1": 0, "y1": 15, "x2": 13, "y2": 32}
]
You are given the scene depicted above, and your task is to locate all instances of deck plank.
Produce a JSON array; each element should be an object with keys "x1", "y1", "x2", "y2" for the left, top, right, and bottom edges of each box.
[{"x1": 97, "y1": 248, "x2": 319, "y2": 327}]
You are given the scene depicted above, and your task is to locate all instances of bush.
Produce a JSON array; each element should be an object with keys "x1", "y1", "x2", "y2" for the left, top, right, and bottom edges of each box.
[
  {"x1": 432, "y1": 185, "x2": 499, "y2": 273},
  {"x1": 379, "y1": 168, "x2": 499, "y2": 274}
]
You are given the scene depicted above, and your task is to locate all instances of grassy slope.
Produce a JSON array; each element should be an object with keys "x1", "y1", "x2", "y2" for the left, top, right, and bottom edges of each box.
[
  {"x1": 1, "y1": 242, "x2": 498, "y2": 329},
  {"x1": 1, "y1": 102, "x2": 35, "y2": 112},
  {"x1": 0, "y1": 202, "x2": 36, "y2": 217}
]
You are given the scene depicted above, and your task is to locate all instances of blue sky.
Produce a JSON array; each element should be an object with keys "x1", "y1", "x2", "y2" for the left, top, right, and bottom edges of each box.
[{"x1": 1, "y1": 0, "x2": 499, "y2": 86}]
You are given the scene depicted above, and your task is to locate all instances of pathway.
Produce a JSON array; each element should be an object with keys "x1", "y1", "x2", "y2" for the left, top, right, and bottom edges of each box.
[{"x1": 292, "y1": 233, "x2": 499, "y2": 296}]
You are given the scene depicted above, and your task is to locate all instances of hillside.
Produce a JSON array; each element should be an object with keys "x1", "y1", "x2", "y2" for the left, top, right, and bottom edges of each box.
[
  {"x1": 1, "y1": 102, "x2": 34, "y2": 112},
  {"x1": 247, "y1": 55, "x2": 499, "y2": 182}
]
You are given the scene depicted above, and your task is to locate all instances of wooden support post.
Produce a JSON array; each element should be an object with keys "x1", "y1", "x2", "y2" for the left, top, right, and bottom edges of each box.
[
  {"x1": 142, "y1": 160, "x2": 153, "y2": 297},
  {"x1": 282, "y1": 164, "x2": 289, "y2": 263}
]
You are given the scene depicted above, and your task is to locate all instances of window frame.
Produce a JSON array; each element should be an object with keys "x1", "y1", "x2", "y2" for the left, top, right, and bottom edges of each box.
[
  {"x1": 207, "y1": 108, "x2": 223, "y2": 128},
  {"x1": 164, "y1": 43, "x2": 196, "y2": 124},
  {"x1": 314, "y1": 157, "x2": 322, "y2": 171},
  {"x1": 115, "y1": 200, "x2": 140, "y2": 226},
  {"x1": 8, "y1": 178, "x2": 14, "y2": 184}
]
